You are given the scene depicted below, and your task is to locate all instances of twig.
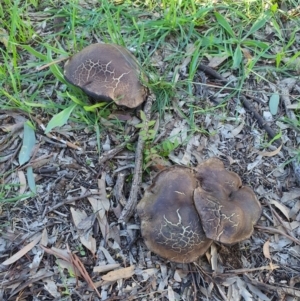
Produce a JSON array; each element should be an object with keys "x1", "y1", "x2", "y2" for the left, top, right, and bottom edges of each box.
[
  {"x1": 188, "y1": 263, "x2": 198, "y2": 301},
  {"x1": 239, "y1": 96, "x2": 281, "y2": 147},
  {"x1": 224, "y1": 265, "x2": 279, "y2": 274},
  {"x1": 98, "y1": 133, "x2": 138, "y2": 165},
  {"x1": 118, "y1": 94, "x2": 155, "y2": 224},
  {"x1": 255, "y1": 225, "x2": 300, "y2": 245},
  {"x1": 198, "y1": 63, "x2": 282, "y2": 146},
  {"x1": 43, "y1": 191, "x2": 94, "y2": 216},
  {"x1": 244, "y1": 274, "x2": 300, "y2": 298},
  {"x1": 279, "y1": 79, "x2": 300, "y2": 183}
]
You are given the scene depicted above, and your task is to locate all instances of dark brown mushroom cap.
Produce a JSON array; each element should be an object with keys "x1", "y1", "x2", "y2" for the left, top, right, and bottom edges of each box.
[
  {"x1": 64, "y1": 43, "x2": 147, "y2": 108},
  {"x1": 194, "y1": 158, "x2": 262, "y2": 244},
  {"x1": 137, "y1": 166, "x2": 213, "y2": 263}
]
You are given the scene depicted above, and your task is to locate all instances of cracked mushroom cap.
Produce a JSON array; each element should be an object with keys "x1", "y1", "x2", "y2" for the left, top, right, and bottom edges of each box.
[
  {"x1": 137, "y1": 166, "x2": 212, "y2": 263},
  {"x1": 64, "y1": 43, "x2": 147, "y2": 108},
  {"x1": 194, "y1": 158, "x2": 262, "y2": 244}
]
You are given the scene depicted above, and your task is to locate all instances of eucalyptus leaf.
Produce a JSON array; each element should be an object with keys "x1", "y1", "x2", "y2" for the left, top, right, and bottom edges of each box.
[
  {"x1": 18, "y1": 121, "x2": 36, "y2": 166},
  {"x1": 26, "y1": 166, "x2": 36, "y2": 193},
  {"x1": 269, "y1": 93, "x2": 280, "y2": 115},
  {"x1": 45, "y1": 103, "x2": 77, "y2": 133}
]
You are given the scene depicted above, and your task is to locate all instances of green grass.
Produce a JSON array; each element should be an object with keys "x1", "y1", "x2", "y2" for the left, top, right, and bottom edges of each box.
[{"x1": 1, "y1": 0, "x2": 300, "y2": 196}]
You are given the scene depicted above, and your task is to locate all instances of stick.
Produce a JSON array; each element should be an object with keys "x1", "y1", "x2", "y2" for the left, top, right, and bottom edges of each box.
[
  {"x1": 255, "y1": 225, "x2": 300, "y2": 245},
  {"x1": 98, "y1": 133, "x2": 138, "y2": 165},
  {"x1": 118, "y1": 95, "x2": 155, "y2": 224},
  {"x1": 244, "y1": 274, "x2": 300, "y2": 298},
  {"x1": 43, "y1": 192, "x2": 94, "y2": 216}
]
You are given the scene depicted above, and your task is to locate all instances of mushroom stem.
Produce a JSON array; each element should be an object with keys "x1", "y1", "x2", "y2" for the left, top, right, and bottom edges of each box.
[{"x1": 118, "y1": 94, "x2": 155, "y2": 224}]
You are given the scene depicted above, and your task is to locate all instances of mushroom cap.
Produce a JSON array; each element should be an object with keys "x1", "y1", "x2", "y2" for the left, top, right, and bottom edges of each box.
[
  {"x1": 137, "y1": 166, "x2": 213, "y2": 263},
  {"x1": 194, "y1": 158, "x2": 262, "y2": 244},
  {"x1": 64, "y1": 43, "x2": 147, "y2": 108}
]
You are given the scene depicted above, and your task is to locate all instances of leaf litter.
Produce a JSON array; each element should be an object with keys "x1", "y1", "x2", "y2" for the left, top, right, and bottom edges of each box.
[{"x1": 1, "y1": 3, "x2": 300, "y2": 301}]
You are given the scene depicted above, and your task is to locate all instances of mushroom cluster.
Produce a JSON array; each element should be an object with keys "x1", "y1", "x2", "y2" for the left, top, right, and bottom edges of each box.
[
  {"x1": 137, "y1": 158, "x2": 262, "y2": 263},
  {"x1": 64, "y1": 43, "x2": 147, "y2": 108}
]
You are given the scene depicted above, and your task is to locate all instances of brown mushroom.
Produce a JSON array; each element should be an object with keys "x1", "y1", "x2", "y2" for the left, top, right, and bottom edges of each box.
[
  {"x1": 137, "y1": 158, "x2": 261, "y2": 263},
  {"x1": 194, "y1": 158, "x2": 262, "y2": 244},
  {"x1": 64, "y1": 43, "x2": 147, "y2": 108},
  {"x1": 136, "y1": 166, "x2": 213, "y2": 263}
]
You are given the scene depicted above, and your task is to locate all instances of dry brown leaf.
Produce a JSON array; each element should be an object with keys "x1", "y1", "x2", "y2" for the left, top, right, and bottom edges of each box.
[
  {"x1": 56, "y1": 259, "x2": 80, "y2": 276},
  {"x1": 2, "y1": 234, "x2": 41, "y2": 265},
  {"x1": 30, "y1": 154, "x2": 54, "y2": 169},
  {"x1": 257, "y1": 144, "x2": 282, "y2": 157},
  {"x1": 207, "y1": 54, "x2": 229, "y2": 68},
  {"x1": 102, "y1": 265, "x2": 135, "y2": 281},
  {"x1": 40, "y1": 246, "x2": 70, "y2": 262},
  {"x1": 168, "y1": 285, "x2": 176, "y2": 301},
  {"x1": 88, "y1": 197, "x2": 110, "y2": 242},
  {"x1": 98, "y1": 172, "x2": 110, "y2": 211},
  {"x1": 70, "y1": 207, "x2": 96, "y2": 255},
  {"x1": 230, "y1": 122, "x2": 245, "y2": 137},
  {"x1": 269, "y1": 200, "x2": 290, "y2": 220},
  {"x1": 241, "y1": 47, "x2": 253, "y2": 60},
  {"x1": 18, "y1": 170, "x2": 27, "y2": 194},
  {"x1": 263, "y1": 240, "x2": 271, "y2": 261},
  {"x1": 263, "y1": 240, "x2": 276, "y2": 270},
  {"x1": 68, "y1": 247, "x2": 101, "y2": 298},
  {"x1": 93, "y1": 263, "x2": 120, "y2": 273},
  {"x1": 40, "y1": 228, "x2": 48, "y2": 246}
]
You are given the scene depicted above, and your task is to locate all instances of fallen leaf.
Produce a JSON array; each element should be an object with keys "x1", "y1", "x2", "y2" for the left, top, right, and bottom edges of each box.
[
  {"x1": 26, "y1": 166, "x2": 36, "y2": 193},
  {"x1": 67, "y1": 245, "x2": 101, "y2": 298},
  {"x1": 98, "y1": 172, "x2": 110, "y2": 212},
  {"x1": 56, "y1": 259, "x2": 80, "y2": 277},
  {"x1": 40, "y1": 228, "x2": 48, "y2": 246},
  {"x1": 269, "y1": 199, "x2": 290, "y2": 220},
  {"x1": 230, "y1": 122, "x2": 245, "y2": 137},
  {"x1": 102, "y1": 265, "x2": 135, "y2": 281},
  {"x1": 210, "y1": 243, "x2": 218, "y2": 272},
  {"x1": 168, "y1": 285, "x2": 176, "y2": 301},
  {"x1": 18, "y1": 121, "x2": 36, "y2": 165},
  {"x1": 207, "y1": 54, "x2": 229, "y2": 68},
  {"x1": 70, "y1": 207, "x2": 96, "y2": 255},
  {"x1": 18, "y1": 170, "x2": 27, "y2": 194},
  {"x1": 263, "y1": 239, "x2": 275, "y2": 270},
  {"x1": 263, "y1": 240, "x2": 271, "y2": 260},
  {"x1": 281, "y1": 188, "x2": 300, "y2": 203},
  {"x1": 2, "y1": 234, "x2": 41, "y2": 265},
  {"x1": 40, "y1": 246, "x2": 70, "y2": 262},
  {"x1": 257, "y1": 144, "x2": 282, "y2": 157},
  {"x1": 98, "y1": 246, "x2": 116, "y2": 264},
  {"x1": 43, "y1": 279, "x2": 60, "y2": 298},
  {"x1": 93, "y1": 263, "x2": 120, "y2": 273}
]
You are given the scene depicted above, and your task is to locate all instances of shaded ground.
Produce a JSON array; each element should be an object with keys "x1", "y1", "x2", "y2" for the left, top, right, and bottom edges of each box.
[{"x1": 1, "y1": 1, "x2": 300, "y2": 301}]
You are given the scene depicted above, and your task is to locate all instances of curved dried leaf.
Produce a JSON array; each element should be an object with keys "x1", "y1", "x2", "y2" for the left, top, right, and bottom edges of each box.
[
  {"x1": 2, "y1": 234, "x2": 41, "y2": 265},
  {"x1": 18, "y1": 170, "x2": 27, "y2": 194},
  {"x1": 102, "y1": 265, "x2": 135, "y2": 281},
  {"x1": 257, "y1": 144, "x2": 282, "y2": 157}
]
